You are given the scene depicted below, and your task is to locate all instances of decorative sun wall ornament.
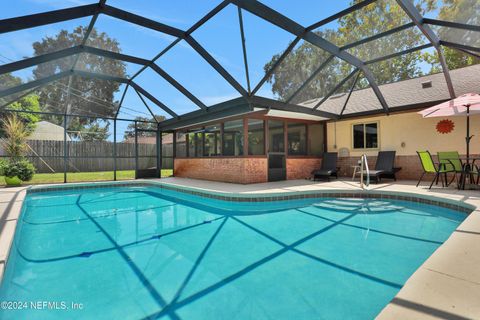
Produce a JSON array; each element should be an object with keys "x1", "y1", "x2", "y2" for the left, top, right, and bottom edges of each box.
[{"x1": 436, "y1": 119, "x2": 454, "y2": 134}]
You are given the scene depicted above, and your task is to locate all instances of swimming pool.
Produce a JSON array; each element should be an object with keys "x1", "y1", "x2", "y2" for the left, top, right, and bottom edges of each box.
[{"x1": 0, "y1": 185, "x2": 467, "y2": 319}]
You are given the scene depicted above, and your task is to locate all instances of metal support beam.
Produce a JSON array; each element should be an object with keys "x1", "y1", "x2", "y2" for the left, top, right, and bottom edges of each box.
[
  {"x1": 423, "y1": 18, "x2": 480, "y2": 33},
  {"x1": 313, "y1": 69, "x2": 359, "y2": 110},
  {"x1": 250, "y1": 95, "x2": 339, "y2": 119},
  {"x1": 159, "y1": 97, "x2": 251, "y2": 130},
  {"x1": 63, "y1": 114, "x2": 68, "y2": 183},
  {"x1": 150, "y1": 64, "x2": 207, "y2": 110},
  {"x1": 83, "y1": 46, "x2": 150, "y2": 65},
  {"x1": 0, "y1": 46, "x2": 81, "y2": 76},
  {"x1": 129, "y1": 1, "x2": 229, "y2": 83},
  {"x1": 341, "y1": 22, "x2": 416, "y2": 50},
  {"x1": 365, "y1": 43, "x2": 433, "y2": 65},
  {"x1": 229, "y1": 0, "x2": 389, "y2": 113},
  {"x1": 157, "y1": 127, "x2": 162, "y2": 178},
  {"x1": 237, "y1": 7, "x2": 252, "y2": 94},
  {"x1": 73, "y1": 70, "x2": 127, "y2": 83},
  {"x1": 440, "y1": 41, "x2": 480, "y2": 54},
  {"x1": 0, "y1": 46, "x2": 149, "y2": 77},
  {"x1": 185, "y1": 35, "x2": 248, "y2": 97},
  {"x1": 395, "y1": 0, "x2": 455, "y2": 98},
  {"x1": 445, "y1": 46, "x2": 480, "y2": 60},
  {"x1": 0, "y1": 4, "x2": 98, "y2": 34},
  {"x1": 113, "y1": 118, "x2": 117, "y2": 181},
  {"x1": 114, "y1": 85, "x2": 128, "y2": 120},
  {"x1": 252, "y1": 23, "x2": 416, "y2": 98},
  {"x1": 340, "y1": 71, "x2": 361, "y2": 116},
  {"x1": 286, "y1": 55, "x2": 334, "y2": 104},
  {"x1": 71, "y1": 0, "x2": 106, "y2": 71},
  {"x1": 252, "y1": 36, "x2": 301, "y2": 95},
  {"x1": 0, "y1": 68, "x2": 179, "y2": 120},
  {"x1": 130, "y1": 82, "x2": 178, "y2": 118},
  {"x1": 102, "y1": 5, "x2": 184, "y2": 38},
  {"x1": 134, "y1": 88, "x2": 159, "y2": 122},
  {"x1": 4, "y1": 108, "x2": 157, "y2": 123},
  {"x1": 0, "y1": 86, "x2": 40, "y2": 109},
  {"x1": 134, "y1": 121, "x2": 138, "y2": 178},
  {"x1": 0, "y1": 71, "x2": 72, "y2": 98},
  {"x1": 306, "y1": 0, "x2": 376, "y2": 31}
]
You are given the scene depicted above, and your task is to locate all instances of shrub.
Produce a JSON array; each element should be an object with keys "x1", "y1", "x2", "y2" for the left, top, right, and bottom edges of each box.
[
  {"x1": 0, "y1": 158, "x2": 6, "y2": 176},
  {"x1": 3, "y1": 160, "x2": 35, "y2": 182}
]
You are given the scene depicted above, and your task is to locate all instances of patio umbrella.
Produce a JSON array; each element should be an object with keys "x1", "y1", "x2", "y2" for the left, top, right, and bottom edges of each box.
[{"x1": 418, "y1": 93, "x2": 480, "y2": 160}]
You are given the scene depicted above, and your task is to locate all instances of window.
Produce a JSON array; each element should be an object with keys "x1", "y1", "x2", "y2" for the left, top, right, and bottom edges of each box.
[
  {"x1": 248, "y1": 119, "x2": 264, "y2": 155},
  {"x1": 204, "y1": 124, "x2": 221, "y2": 156},
  {"x1": 353, "y1": 122, "x2": 378, "y2": 149},
  {"x1": 268, "y1": 120, "x2": 284, "y2": 153},
  {"x1": 308, "y1": 123, "x2": 324, "y2": 156},
  {"x1": 223, "y1": 120, "x2": 244, "y2": 156},
  {"x1": 287, "y1": 123, "x2": 306, "y2": 155},
  {"x1": 195, "y1": 132, "x2": 204, "y2": 156},
  {"x1": 187, "y1": 132, "x2": 195, "y2": 157},
  {"x1": 176, "y1": 132, "x2": 186, "y2": 157}
]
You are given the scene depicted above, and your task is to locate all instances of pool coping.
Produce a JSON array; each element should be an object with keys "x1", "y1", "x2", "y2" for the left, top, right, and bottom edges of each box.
[{"x1": 1, "y1": 179, "x2": 479, "y2": 319}]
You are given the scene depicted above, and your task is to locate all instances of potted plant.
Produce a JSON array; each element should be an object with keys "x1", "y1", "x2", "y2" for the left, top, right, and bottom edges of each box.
[{"x1": 1, "y1": 115, "x2": 36, "y2": 186}]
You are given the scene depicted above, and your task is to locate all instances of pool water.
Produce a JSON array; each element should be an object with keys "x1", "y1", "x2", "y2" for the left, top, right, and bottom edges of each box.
[{"x1": 0, "y1": 186, "x2": 466, "y2": 319}]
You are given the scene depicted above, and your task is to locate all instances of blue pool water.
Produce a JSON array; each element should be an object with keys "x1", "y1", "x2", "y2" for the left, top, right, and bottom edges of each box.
[{"x1": 0, "y1": 186, "x2": 466, "y2": 319}]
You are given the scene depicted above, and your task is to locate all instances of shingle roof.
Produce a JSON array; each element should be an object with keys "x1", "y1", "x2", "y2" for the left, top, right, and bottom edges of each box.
[{"x1": 300, "y1": 64, "x2": 480, "y2": 116}]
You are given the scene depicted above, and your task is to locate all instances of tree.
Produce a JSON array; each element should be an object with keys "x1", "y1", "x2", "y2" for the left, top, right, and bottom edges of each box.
[
  {"x1": 264, "y1": 0, "x2": 437, "y2": 103},
  {"x1": 0, "y1": 74, "x2": 41, "y2": 137},
  {"x1": 423, "y1": 0, "x2": 480, "y2": 71},
  {"x1": 32, "y1": 26, "x2": 126, "y2": 132},
  {"x1": 0, "y1": 73, "x2": 22, "y2": 90},
  {"x1": 123, "y1": 116, "x2": 166, "y2": 140}
]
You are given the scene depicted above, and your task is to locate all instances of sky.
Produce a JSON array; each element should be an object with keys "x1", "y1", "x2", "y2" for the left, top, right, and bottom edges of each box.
[
  {"x1": 0, "y1": 0, "x2": 356, "y2": 123},
  {"x1": 0, "y1": 0, "x2": 448, "y2": 139}
]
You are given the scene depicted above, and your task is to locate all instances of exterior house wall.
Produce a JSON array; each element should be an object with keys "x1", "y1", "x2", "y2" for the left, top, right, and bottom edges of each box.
[{"x1": 327, "y1": 111, "x2": 480, "y2": 180}]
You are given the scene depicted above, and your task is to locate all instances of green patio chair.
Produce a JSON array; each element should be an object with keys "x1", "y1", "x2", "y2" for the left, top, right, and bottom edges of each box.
[
  {"x1": 438, "y1": 151, "x2": 463, "y2": 186},
  {"x1": 416, "y1": 151, "x2": 456, "y2": 189}
]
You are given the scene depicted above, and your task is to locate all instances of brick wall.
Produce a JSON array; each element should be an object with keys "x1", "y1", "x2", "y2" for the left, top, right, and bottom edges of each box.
[
  {"x1": 335, "y1": 154, "x2": 459, "y2": 180},
  {"x1": 287, "y1": 158, "x2": 322, "y2": 180},
  {"x1": 174, "y1": 158, "x2": 268, "y2": 184},
  {"x1": 174, "y1": 154, "x2": 447, "y2": 183}
]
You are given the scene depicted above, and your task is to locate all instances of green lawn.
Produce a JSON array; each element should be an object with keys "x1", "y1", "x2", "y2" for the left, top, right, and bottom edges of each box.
[{"x1": 0, "y1": 169, "x2": 173, "y2": 186}]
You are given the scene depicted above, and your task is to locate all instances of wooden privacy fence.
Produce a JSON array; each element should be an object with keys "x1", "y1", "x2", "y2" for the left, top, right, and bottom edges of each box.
[{"x1": 1, "y1": 140, "x2": 174, "y2": 173}]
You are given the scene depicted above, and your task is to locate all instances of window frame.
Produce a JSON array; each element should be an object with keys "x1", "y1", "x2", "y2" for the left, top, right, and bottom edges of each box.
[{"x1": 351, "y1": 121, "x2": 380, "y2": 150}]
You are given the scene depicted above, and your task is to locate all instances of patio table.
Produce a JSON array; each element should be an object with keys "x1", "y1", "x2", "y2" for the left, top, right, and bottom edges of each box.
[{"x1": 441, "y1": 157, "x2": 480, "y2": 190}]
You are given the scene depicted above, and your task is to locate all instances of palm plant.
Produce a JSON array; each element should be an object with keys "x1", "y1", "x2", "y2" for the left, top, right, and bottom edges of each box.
[
  {"x1": 2, "y1": 114, "x2": 28, "y2": 162},
  {"x1": 1, "y1": 114, "x2": 35, "y2": 185}
]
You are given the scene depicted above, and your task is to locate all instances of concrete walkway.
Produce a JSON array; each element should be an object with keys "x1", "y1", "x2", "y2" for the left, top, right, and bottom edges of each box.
[
  {"x1": 0, "y1": 178, "x2": 479, "y2": 319},
  {"x1": 0, "y1": 186, "x2": 28, "y2": 280}
]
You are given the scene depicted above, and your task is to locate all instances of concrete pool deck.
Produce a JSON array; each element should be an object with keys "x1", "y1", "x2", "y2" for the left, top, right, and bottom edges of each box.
[{"x1": 0, "y1": 178, "x2": 479, "y2": 319}]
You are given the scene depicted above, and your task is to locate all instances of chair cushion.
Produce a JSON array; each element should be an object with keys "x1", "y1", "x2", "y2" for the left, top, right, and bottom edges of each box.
[{"x1": 312, "y1": 169, "x2": 334, "y2": 176}]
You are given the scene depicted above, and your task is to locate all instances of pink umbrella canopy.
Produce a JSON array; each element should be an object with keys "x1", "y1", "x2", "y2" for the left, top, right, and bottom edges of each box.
[
  {"x1": 418, "y1": 92, "x2": 480, "y2": 160},
  {"x1": 418, "y1": 93, "x2": 480, "y2": 118}
]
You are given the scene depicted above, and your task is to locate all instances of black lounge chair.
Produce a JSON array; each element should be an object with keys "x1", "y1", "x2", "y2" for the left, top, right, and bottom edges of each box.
[
  {"x1": 363, "y1": 151, "x2": 400, "y2": 183},
  {"x1": 311, "y1": 152, "x2": 339, "y2": 181}
]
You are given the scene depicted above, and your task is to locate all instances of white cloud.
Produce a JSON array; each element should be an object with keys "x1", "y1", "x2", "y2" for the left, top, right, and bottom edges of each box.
[{"x1": 200, "y1": 93, "x2": 241, "y2": 106}]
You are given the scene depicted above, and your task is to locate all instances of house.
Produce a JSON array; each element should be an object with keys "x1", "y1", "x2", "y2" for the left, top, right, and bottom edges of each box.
[
  {"x1": 169, "y1": 64, "x2": 480, "y2": 183},
  {"x1": 28, "y1": 121, "x2": 71, "y2": 141}
]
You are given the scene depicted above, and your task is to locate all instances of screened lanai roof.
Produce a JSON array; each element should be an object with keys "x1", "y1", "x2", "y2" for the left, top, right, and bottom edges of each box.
[{"x1": 0, "y1": 0, "x2": 479, "y2": 128}]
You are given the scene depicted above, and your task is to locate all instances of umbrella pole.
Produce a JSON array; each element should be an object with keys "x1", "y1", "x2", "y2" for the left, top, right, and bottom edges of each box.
[{"x1": 466, "y1": 104, "x2": 470, "y2": 161}]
